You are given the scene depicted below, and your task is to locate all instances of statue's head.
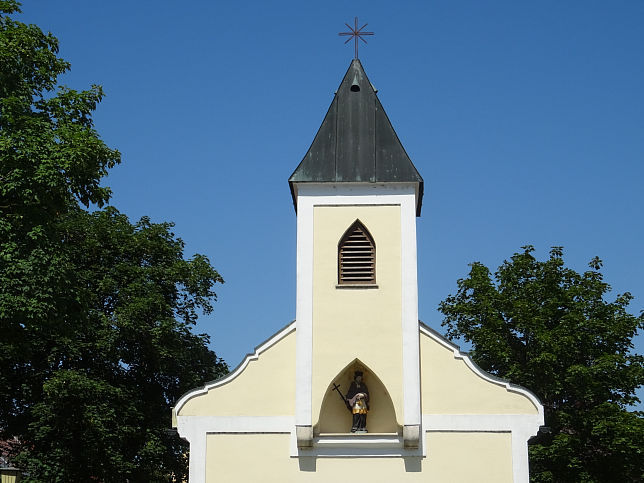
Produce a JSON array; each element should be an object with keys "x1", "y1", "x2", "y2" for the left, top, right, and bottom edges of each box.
[{"x1": 354, "y1": 370, "x2": 363, "y2": 382}]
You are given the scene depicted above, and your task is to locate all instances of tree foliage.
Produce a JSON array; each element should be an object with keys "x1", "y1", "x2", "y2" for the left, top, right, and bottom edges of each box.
[
  {"x1": 1, "y1": 2, "x2": 227, "y2": 480},
  {"x1": 440, "y1": 246, "x2": 644, "y2": 482}
]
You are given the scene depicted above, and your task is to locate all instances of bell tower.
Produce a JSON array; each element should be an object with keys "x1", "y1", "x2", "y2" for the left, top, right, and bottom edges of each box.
[{"x1": 289, "y1": 59, "x2": 424, "y2": 449}]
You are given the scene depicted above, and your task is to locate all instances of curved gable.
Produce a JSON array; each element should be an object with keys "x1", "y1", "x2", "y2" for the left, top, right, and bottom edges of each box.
[
  {"x1": 419, "y1": 324, "x2": 542, "y2": 416},
  {"x1": 176, "y1": 322, "x2": 296, "y2": 417}
]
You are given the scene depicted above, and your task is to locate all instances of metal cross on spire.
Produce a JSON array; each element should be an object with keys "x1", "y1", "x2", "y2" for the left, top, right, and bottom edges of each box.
[{"x1": 338, "y1": 17, "x2": 374, "y2": 59}]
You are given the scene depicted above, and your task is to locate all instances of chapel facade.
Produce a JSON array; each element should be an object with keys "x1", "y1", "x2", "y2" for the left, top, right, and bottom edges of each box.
[{"x1": 173, "y1": 59, "x2": 543, "y2": 482}]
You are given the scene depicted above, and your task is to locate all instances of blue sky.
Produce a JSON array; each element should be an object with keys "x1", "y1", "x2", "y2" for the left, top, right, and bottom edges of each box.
[{"x1": 22, "y1": 1, "x2": 643, "y2": 406}]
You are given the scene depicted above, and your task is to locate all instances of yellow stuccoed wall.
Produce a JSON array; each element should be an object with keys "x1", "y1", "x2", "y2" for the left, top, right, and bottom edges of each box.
[
  {"x1": 205, "y1": 432, "x2": 513, "y2": 482},
  {"x1": 178, "y1": 331, "x2": 296, "y2": 417},
  {"x1": 420, "y1": 331, "x2": 539, "y2": 414},
  {"x1": 311, "y1": 205, "x2": 404, "y2": 429}
]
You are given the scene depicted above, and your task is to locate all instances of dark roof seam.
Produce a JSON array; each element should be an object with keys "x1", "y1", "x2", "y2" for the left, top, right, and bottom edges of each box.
[
  {"x1": 334, "y1": 95, "x2": 338, "y2": 181},
  {"x1": 373, "y1": 96, "x2": 377, "y2": 182}
]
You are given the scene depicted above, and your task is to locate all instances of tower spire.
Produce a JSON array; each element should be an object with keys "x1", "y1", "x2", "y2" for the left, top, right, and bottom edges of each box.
[{"x1": 289, "y1": 59, "x2": 424, "y2": 215}]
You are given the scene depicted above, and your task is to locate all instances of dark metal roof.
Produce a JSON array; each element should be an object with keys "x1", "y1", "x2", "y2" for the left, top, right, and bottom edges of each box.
[{"x1": 289, "y1": 59, "x2": 424, "y2": 215}]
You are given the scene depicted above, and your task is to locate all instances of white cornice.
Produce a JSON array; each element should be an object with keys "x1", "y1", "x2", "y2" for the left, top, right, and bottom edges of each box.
[{"x1": 293, "y1": 182, "x2": 419, "y2": 202}]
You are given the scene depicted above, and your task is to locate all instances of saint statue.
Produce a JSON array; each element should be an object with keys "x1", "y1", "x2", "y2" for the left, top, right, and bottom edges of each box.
[{"x1": 345, "y1": 370, "x2": 369, "y2": 433}]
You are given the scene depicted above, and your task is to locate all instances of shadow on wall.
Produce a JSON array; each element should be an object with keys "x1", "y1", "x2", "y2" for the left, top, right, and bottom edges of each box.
[{"x1": 316, "y1": 358, "x2": 398, "y2": 434}]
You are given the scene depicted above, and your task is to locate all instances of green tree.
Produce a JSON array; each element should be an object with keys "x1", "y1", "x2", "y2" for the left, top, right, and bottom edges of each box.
[
  {"x1": 1, "y1": 2, "x2": 227, "y2": 480},
  {"x1": 439, "y1": 246, "x2": 644, "y2": 482},
  {"x1": 16, "y1": 208, "x2": 227, "y2": 481}
]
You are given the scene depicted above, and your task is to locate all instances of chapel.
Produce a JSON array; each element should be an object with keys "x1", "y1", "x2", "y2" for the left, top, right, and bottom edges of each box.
[{"x1": 172, "y1": 58, "x2": 543, "y2": 482}]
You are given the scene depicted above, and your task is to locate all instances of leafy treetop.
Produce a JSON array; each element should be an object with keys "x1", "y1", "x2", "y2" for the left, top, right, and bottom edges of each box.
[{"x1": 440, "y1": 246, "x2": 643, "y2": 482}]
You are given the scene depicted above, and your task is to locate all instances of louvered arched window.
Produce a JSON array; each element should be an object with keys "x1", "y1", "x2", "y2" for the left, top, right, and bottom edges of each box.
[{"x1": 338, "y1": 220, "x2": 375, "y2": 285}]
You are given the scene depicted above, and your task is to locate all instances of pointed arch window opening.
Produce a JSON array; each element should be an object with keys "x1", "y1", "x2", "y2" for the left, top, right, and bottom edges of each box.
[{"x1": 338, "y1": 220, "x2": 376, "y2": 285}]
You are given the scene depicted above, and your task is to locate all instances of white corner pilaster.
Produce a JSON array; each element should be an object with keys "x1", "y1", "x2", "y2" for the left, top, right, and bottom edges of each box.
[
  {"x1": 511, "y1": 429, "x2": 533, "y2": 483},
  {"x1": 295, "y1": 193, "x2": 314, "y2": 428},
  {"x1": 177, "y1": 419, "x2": 207, "y2": 483},
  {"x1": 400, "y1": 192, "x2": 421, "y2": 429}
]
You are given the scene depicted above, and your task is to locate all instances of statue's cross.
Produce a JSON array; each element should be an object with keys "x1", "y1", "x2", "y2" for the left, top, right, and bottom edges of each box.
[
  {"x1": 338, "y1": 17, "x2": 374, "y2": 59},
  {"x1": 332, "y1": 382, "x2": 351, "y2": 411}
]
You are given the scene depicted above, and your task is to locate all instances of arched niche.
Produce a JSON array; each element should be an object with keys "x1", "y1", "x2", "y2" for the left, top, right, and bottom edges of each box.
[{"x1": 316, "y1": 359, "x2": 398, "y2": 434}]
